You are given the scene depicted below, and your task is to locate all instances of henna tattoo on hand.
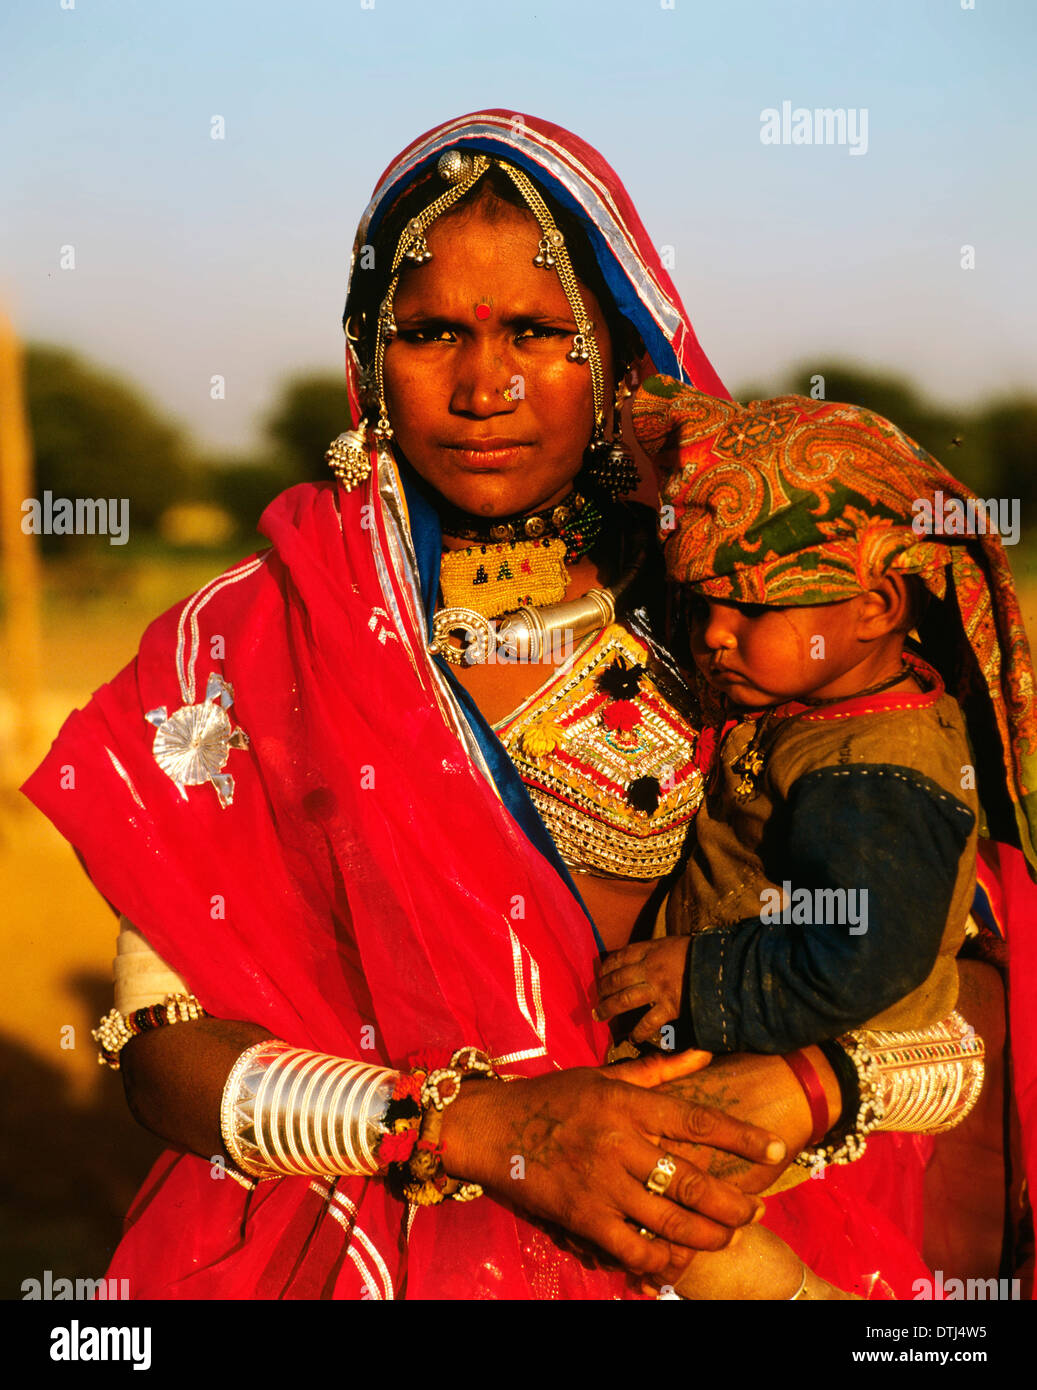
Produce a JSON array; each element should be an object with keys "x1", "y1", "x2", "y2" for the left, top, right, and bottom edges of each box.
[
  {"x1": 509, "y1": 1103, "x2": 568, "y2": 1169},
  {"x1": 660, "y1": 1076, "x2": 754, "y2": 1180}
]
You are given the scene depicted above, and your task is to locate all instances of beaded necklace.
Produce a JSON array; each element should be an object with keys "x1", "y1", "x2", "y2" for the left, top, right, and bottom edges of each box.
[{"x1": 439, "y1": 489, "x2": 604, "y2": 562}]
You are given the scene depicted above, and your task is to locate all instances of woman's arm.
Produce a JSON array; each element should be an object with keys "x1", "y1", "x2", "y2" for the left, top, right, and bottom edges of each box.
[
  {"x1": 652, "y1": 1048, "x2": 838, "y2": 1188},
  {"x1": 439, "y1": 1047, "x2": 836, "y2": 1284},
  {"x1": 120, "y1": 1017, "x2": 272, "y2": 1157},
  {"x1": 112, "y1": 907, "x2": 848, "y2": 1289},
  {"x1": 119, "y1": 1016, "x2": 790, "y2": 1280}
]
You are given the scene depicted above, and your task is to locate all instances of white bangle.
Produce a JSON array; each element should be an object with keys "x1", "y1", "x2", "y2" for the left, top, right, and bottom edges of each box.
[{"x1": 220, "y1": 1039, "x2": 397, "y2": 1180}]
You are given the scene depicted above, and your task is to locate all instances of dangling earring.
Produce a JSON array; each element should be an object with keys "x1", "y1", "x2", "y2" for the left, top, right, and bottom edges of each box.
[
  {"x1": 325, "y1": 427, "x2": 372, "y2": 491},
  {"x1": 330, "y1": 309, "x2": 376, "y2": 491},
  {"x1": 403, "y1": 217, "x2": 433, "y2": 264},
  {"x1": 582, "y1": 378, "x2": 640, "y2": 501},
  {"x1": 370, "y1": 290, "x2": 397, "y2": 446}
]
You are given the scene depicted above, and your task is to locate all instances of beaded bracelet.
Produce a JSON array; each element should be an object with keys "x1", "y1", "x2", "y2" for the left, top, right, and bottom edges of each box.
[
  {"x1": 389, "y1": 1046, "x2": 497, "y2": 1206},
  {"x1": 794, "y1": 1033, "x2": 885, "y2": 1172},
  {"x1": 92, "y1": 993, "x2": 208, "y2": 1069}
]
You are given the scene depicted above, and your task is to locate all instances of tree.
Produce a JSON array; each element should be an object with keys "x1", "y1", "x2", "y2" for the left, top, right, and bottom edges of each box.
[
  {"x1": 206, "y1": 458, "x2": 292, "y2": 539},
  {"x1": 265, "y1": 374, "x2": 352, "y2": 482},
  {"x1": 975, "y1": 399, "x2": 1037, "y2": 510},
  {"x1": 24, "y1": 345, "x2": 194, "y2": 544}
]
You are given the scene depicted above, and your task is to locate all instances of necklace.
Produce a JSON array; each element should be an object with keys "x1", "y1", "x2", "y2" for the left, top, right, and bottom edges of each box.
[
  {"x1": 433, "y1": 505, "x2": 649, "y2": 667},
  {"x1": 431, "y1": 559, "x2": 642, "y2": 667},
  {"x1": 439, "y1": 489, "x2": 604, "y2": 562},
  {"x1": 440, "y1": 538, "x2": 569, "y2": 621},
  {"x1": 730, "y1": 661, "x2": 916, "y2": 802}
]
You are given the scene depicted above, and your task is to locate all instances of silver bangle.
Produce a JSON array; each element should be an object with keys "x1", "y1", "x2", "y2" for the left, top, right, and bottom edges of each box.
[
  {"x1": 220, "y1": 1039, "x2": 397, "y2": 1180},
  {"x1": 794, "y1": 1012, "x2": 985, "y2": 1176}
]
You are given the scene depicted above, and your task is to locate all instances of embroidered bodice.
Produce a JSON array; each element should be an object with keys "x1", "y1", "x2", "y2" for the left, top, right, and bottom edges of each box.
[{"x1": 494, "y1": 622, "x2": 705, "y2": 880}]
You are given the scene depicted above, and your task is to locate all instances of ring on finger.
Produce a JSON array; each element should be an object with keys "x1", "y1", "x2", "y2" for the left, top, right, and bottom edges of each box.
[
  {"x1": 637, "y1": 1226, "x2": 656, "y2": 1241},
  {"x1": 645, "y1": 1152, "x2": 678, "y2": 1197}
]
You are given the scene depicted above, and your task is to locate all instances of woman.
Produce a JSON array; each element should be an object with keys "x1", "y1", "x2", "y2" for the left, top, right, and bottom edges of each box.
[{"x1": 23, "y1": 111, "x2": 995, "y2": 1300}]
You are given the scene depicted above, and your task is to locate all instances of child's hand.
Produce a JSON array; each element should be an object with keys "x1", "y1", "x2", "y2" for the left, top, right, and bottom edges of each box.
[{"x1": 595, "y1": 937, "x2": 691, "y2": 1043}]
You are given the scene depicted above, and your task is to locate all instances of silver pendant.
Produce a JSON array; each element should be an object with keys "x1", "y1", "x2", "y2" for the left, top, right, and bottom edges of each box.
[
  {"x1": 430, "y1": 607, "x2": 495, "y2": 666},
  {"x1": 145, "y1": 673, "x2": 250, "y2": 808}
]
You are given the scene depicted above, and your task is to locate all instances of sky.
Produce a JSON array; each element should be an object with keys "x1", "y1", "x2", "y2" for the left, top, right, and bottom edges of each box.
[{"x1": 2, "y1": 0, "x2": 1035, "y2": 454}]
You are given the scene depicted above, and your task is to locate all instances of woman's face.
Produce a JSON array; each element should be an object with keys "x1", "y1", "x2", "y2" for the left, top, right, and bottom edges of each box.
[{"x1": 382, "y1": 198, "x2": 614, "y2": 519}]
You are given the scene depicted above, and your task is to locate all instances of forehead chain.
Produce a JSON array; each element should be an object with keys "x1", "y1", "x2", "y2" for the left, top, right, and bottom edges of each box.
[{"x1": 370, "y1": 152, "x2": 607, "y2": 446}]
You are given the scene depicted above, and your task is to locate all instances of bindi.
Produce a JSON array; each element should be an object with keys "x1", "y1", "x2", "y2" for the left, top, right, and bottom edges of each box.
[{"x1": 474, "y1": 302, "x2": 492, "y2": 320}]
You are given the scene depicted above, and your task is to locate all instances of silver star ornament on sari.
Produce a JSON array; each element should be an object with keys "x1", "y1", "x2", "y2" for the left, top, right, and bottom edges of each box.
[{"x1": 145, "y1": 673, "x2": 250, "y2": 808}]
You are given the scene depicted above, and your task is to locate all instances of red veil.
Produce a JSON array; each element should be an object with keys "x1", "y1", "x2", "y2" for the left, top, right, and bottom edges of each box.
[
  {"x1": 22, "y1": 113, "x2": 726, "y2": 1300},
  {"x1": 26, "y1": 470, "x2": 643, "y2": 1298}
]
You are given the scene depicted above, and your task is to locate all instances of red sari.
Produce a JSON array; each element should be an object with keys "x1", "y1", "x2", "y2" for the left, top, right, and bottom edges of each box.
[{"x1": 25, "y1": 470, "x2": 640, "y2": 1298}]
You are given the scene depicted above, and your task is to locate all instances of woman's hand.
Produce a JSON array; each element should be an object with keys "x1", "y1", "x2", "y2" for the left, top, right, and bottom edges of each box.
[
  {"x1": 438, "y1": 1051, "x2": 786, "y2": 1281},
  {"x1": 652, "y1": 1048, "x2": 838, "y2": 1194},
  {"x1": 595, "y1": 937, "x2": 691, "y2": 1043}
]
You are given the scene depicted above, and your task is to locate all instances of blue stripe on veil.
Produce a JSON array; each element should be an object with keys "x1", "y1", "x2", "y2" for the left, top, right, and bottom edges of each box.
[{"x1": 402, "y1": 469, "x2": 605, "y2": 953}]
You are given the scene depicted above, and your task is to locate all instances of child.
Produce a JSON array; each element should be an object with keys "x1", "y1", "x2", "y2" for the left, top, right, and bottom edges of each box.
[{"x1": 597, "y1": 377, "x2": 1037, "y2": 1297}]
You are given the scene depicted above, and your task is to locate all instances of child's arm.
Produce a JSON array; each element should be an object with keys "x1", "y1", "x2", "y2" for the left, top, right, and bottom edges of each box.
[{"x1": 599, "y1": 762, "x2": 975, "y2": 1053}]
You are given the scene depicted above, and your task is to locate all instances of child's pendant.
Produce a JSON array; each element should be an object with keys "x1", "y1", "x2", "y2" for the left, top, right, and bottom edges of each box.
[
  {"x1": 733, "y1": 745, "x2": 765, "y2": 801},
  {"x1": 731, "y1": 716, "x2": 770, "y2": 802}
]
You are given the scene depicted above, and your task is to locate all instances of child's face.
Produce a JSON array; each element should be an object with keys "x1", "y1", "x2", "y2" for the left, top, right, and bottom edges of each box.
[{"x1": 687, "y1": 594, "x2": 876, "y2": 707}]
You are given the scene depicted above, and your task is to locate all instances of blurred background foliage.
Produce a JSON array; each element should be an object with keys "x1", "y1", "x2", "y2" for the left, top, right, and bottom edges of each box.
[
  {"x1": 24, "y1": 346, "x2": 351, "y2": 556},
  {"x1": 26, "y1": 345, "x2": 195, "y2": 541},
  {"x1": 23, "y1": 343, "x2": 1037, "y2": 564}
]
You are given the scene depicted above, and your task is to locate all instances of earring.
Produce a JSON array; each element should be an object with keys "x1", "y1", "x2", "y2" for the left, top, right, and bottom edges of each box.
[
  {"x1": 325, "y1": 428, "x2": 372, "y2": 491},
  {"x1": 371, "y1": 288, "x2": 397, "y2": 444},
  {"x1": 581, "y1": 380, "x2": 640, "y2": 501},
  {"x1": 378, "y1": 295, "x2": 398, "y2": 340},
  {"x1": 566, "y1": 332, "x2": 591, "y2": 364}
]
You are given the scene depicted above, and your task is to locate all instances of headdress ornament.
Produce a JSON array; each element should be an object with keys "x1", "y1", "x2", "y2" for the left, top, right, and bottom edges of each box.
[{"x1": 335, "y1": 112, "x2": 729, "y2": 494}]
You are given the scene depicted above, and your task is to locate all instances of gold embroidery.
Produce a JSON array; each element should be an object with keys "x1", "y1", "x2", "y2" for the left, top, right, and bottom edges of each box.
[{"x1": 497, "y1": 625, "x2": 704, "y2": 879}]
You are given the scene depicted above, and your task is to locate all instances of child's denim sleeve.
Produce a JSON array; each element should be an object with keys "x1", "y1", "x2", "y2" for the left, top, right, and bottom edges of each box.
[{"x1": 682, "y1": 764, "x2": 975, "y2": 1053}]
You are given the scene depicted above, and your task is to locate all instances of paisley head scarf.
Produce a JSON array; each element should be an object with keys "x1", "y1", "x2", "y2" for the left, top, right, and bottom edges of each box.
[{"x1": 632, "y1": 375, "x2": 1037, "y2": 874}]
